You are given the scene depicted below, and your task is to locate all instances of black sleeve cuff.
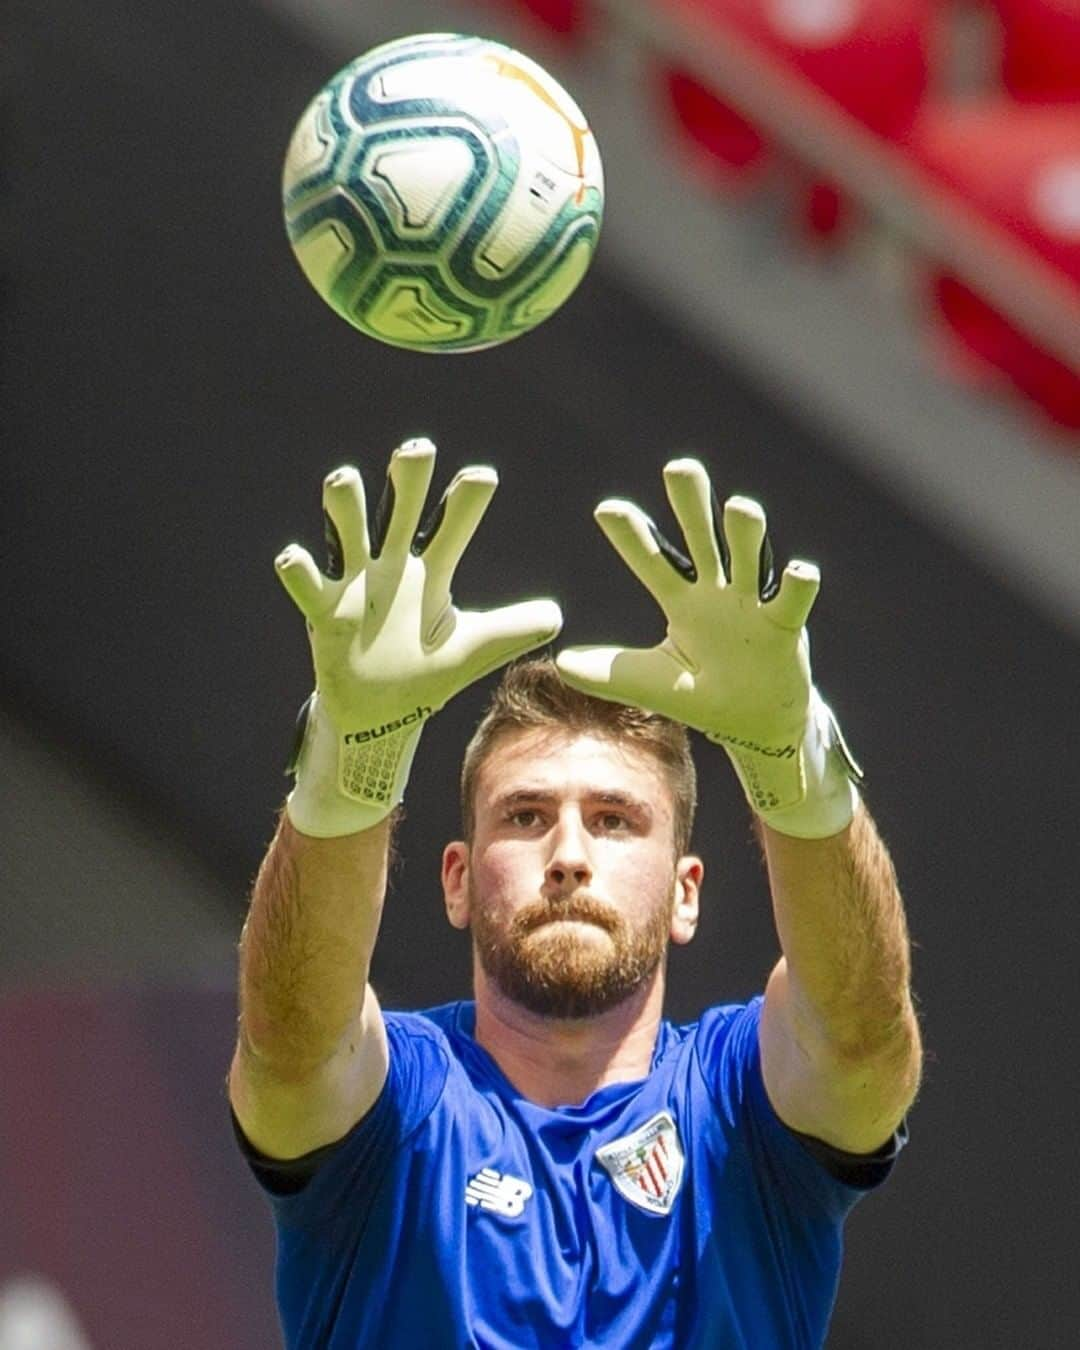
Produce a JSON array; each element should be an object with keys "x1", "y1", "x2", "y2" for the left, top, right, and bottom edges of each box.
[
  {"x1": 230, "y1": 1108, "x2": 354, "y2": 1196},
  {"x1": 788, "y1": 1117, "x2": 909, "y2": 1190}
]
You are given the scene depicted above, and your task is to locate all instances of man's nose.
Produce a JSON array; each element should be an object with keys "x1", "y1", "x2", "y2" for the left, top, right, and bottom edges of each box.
[{"x1": 544, "y1": 815, "x2": 592, "y2": 895}]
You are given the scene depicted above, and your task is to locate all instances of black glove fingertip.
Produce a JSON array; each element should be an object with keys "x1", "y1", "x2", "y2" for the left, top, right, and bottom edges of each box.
[
  {"x1": 759, "y1": 533, "x2": 779, "y2": 601},
  {"x1": 648, "y1": 519, "x2": 696, "y2": 582},
  {"x1": 413, "y1": 489, "x2": 447, "y2": 557},
  {"x1": 370, "y1": 474, "x2": 396, "y2": 559},
  {"x1": 323, "y1": 512, "x2": 345, "y2": 580},
  {"x1": 709, "y1": 487, "x2": 732, "y2": 584}
]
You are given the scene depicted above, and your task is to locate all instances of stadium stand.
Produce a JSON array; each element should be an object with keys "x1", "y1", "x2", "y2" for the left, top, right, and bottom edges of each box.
[
  {"x1": 484, "y1": 0, "x2": 1079, "y2": 434},
  {"x1": 908, "y1": 98, "x2": 1080, "y2": 428},
  {"x1": 654, "y1": 0, "x2": 935, "y2": 242}
]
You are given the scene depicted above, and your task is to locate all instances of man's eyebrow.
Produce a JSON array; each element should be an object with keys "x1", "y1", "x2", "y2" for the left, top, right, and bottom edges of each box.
[
  {"x1": 492, "y1": 788, "x2": 653, "y2": 813},
  {"x1": 592, "y1": 790, "x2": 652, "y2": 813}
]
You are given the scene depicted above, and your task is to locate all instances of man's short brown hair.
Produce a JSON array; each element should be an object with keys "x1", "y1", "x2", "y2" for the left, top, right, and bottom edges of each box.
[{"x1": 460, "y1": 658, "x2": 697, "y2": 855}]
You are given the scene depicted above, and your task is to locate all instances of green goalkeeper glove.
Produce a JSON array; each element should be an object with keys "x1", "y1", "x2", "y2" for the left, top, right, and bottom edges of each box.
[
  {"x1": 277, "y1": 438, "x2": 562, "y2": 837},
  {"x1": 556, "y1": 458, "x2": 861, "y2": 839}
]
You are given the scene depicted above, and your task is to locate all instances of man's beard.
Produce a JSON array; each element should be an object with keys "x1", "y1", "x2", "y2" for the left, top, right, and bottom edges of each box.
[{"x1": 471, "y1": 882, "x2": 674, "y2": 1020}]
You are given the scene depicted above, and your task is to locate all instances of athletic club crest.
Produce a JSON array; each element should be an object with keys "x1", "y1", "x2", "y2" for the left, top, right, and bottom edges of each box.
[{"x1": 595, "y1": 1111, "x2": 685, "y2": 1216}]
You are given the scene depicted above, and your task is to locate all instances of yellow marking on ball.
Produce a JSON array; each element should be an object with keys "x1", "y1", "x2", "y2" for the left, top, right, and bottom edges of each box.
[{"x1": 484, "y1": 55, "x2": 592, "y2": 202}]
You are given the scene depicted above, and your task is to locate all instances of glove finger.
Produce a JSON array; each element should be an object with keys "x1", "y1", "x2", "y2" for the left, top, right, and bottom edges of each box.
[
  {"x1": 556, "y1": 644, "x2": 688, "y2": 716},
  {"x1": 375, "y1": 438, "x2": 437, "y2": 560},
  {"x1": 723, "y1": 495, "x2": 769, "y2": 595},
  {"x1": 448, "y1": 599, "x2": 564, "y2": 683},
  {"x1": 322, "y1": 465, "x2": 370, "y2": 577},
  {"x1": 274, "y1": 543, "x2": 327, "y2": 618},
  {"x1": 595, "y1": 499, "x2": 688, "y2": 609},
  {"x1": 663, "y1": 458, "x2": 724, "y2": 585},
  {"x1": 417, "y1": 465, "x2": 498, "y2": 612},
  {"x1": 769, "y1": 558, "x2": 820, "y2": 631}
]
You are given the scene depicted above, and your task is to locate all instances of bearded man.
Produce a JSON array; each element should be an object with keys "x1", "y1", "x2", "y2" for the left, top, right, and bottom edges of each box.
[{"x1": 229, "y1": 441, "x2": 921, "y2": 1349}]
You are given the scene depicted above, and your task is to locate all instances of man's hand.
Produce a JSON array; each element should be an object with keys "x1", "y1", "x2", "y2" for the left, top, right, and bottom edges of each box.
[
  {"x1": 278, "y1": 438, "x2": 562, "y2": 836},
  {"x1": 556, "y1": 458, "x2": 860, "y2": 838}
]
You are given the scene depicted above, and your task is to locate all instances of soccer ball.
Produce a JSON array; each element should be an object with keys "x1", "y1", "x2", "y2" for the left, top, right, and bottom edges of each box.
[{"x1": 281, "y1": 33, "x2": 604, "y2": 353}]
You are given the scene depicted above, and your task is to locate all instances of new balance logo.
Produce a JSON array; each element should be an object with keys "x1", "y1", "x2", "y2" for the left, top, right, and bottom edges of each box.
[{"x1": 464, "y1": 1168, "x2": 533, "y2": 1218}]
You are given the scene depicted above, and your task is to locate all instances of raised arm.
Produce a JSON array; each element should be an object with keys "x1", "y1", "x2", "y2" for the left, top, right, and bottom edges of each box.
[
  {"x1": 229, "y1": 440, "x2": 561, "y2": 1161},
  {"x1": 757, "y1": 808, "x2": 920, "y2": 1153},
  {"x1": 557, "y1": 458, "x2": 920, "y2": 1154},
  {"x1": 232, "y1": 813, "x2": 396, "y2": 1161}
]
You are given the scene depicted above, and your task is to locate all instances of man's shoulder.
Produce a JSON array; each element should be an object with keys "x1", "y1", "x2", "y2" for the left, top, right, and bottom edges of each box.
[
  {"x1": 383, "y1": 1000, "x2": 473, "y2": 1041},
  {"x1": 381, "y1": 1001, "x2": 481, "y2": 1073},
  {"x1": 657, "y1": 995, "x2": 765, "y2": 1093},
  {"x1": 669, "y1": 995, "x2": 763, "y2": 1046}
]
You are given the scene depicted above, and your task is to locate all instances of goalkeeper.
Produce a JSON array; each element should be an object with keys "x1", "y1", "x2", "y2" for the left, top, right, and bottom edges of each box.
[{"x1": 229, "y1": 440, "x2": 921, "y2": 1349}]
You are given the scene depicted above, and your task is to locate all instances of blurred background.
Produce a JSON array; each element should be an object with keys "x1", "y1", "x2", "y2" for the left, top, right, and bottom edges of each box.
[{"x1": 3, "y1": 0, "x2": 1078, "y2": 1345}]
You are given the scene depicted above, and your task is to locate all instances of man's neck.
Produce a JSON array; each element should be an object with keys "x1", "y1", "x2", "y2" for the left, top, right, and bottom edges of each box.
[{"x1": 471, "y1": 969, "x2": 666, "y2": 1108}]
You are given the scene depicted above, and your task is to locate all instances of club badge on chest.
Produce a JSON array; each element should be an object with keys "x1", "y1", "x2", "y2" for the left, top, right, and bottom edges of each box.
[{"x1": 596, "y1": 1111, "x2": 685, "y2": 1217}]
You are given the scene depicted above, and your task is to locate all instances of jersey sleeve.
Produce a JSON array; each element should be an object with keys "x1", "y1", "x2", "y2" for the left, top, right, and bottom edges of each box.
[
  {"x1": 232, "y1": 1012, "x2": 450, "y2": 1229},
  {"x1": 693, "y1": 996, "x2": 907, "y2": 1220}
]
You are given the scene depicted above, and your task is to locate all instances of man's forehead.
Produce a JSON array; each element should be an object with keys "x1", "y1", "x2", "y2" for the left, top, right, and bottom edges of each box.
[{"x1": 476, "y1": 727, "x2": 671, "y2": 802}]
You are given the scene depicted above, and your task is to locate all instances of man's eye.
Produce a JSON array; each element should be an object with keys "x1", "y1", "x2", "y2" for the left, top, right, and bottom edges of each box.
[
  {"x1": 509, "y1": 810, "x2": 540, "y2": 828},
  {"x1": 598, "y1": 813, "x2": 629, "y2": 832}
]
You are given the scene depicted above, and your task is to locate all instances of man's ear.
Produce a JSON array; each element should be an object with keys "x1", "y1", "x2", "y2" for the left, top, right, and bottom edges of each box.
[
  {"x1": 442, "y1": 840, "x2": 471, "y2": 930},
  {"x1": 671, "y1": 854, "x2": 703, "y2": 946}
]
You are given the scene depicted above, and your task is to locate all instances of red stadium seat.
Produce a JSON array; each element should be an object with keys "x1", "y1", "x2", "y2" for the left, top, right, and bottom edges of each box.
[
  {"x1": 654, "y1": 0, "x2": 935, "y2": 239},
  {"x1": 483, "y1": 0, "x2": 596, "y2": 40},
  {"x1": 992, "y1": 0, "x2": 1080, "y2": 104},
  {"x1": 906, "y1": 100, "x2": 1080, "y2": 430},
  {"x1": 663, "y1": 68, "x2": 770, "y2": 190}
]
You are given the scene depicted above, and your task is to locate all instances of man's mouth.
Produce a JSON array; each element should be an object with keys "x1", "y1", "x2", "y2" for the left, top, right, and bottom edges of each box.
[{"x1": 520, "y1": 899, "x2": 617, "y2": 935}]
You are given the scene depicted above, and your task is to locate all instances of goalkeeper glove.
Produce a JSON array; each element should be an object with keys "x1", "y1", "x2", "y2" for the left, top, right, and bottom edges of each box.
[
  {"x1": 276, "y1": 438, "x2": 562, "y2": 837},
  {"x1": 557, "y1": 458, "x2": 861, "y2": 839}
]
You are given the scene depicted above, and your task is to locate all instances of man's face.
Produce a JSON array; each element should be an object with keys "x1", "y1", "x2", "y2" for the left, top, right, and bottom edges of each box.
[{"x1": 443, "y1": 729, "x2": 701, "y2": 1019}]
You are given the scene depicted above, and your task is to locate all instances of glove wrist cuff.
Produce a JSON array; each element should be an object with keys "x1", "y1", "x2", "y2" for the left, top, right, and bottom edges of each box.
[
  {"x1": 285, "y1": 693, "x2": 425, "y2": 838},
  {"x1": 755, "y1": 688, "x2": 862, "y2": 839},
  {"x1": 714, "y1": 688, "x2": 862, "y2": 839}
]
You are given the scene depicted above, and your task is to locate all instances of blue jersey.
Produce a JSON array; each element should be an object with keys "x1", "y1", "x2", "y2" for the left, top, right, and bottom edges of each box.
[{"x1": 237, "y1": 996, "x2": 904, "y2": 1349}]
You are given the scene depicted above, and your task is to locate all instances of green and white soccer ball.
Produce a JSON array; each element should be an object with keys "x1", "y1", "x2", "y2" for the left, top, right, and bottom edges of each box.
[{"x1": 282, "y1": 33, "x2": 604, "y2": 353}]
